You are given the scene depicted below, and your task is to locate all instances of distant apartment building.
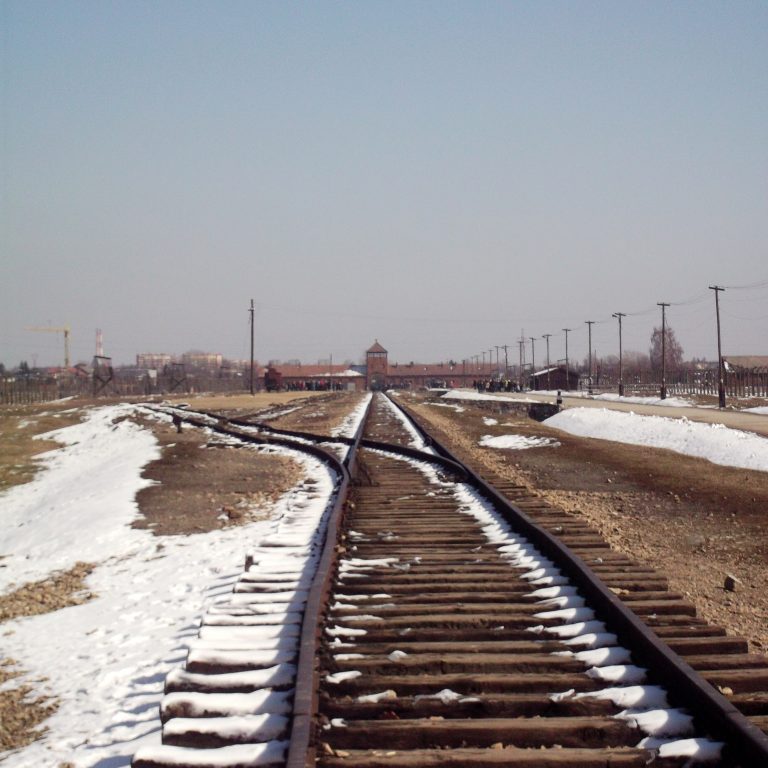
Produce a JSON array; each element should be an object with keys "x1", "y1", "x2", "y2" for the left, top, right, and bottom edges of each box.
[
  {"x1": 136, "y1": 353, "x2": 172, "y2": 369},
  {"x1": 181, "y1": 352, "x2": 223, "y2": 370}
]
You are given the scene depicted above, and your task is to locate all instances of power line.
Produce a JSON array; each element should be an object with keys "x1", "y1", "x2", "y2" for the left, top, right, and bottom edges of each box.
[
  {"x1": 670, "y1": 290, "x2": 710, "y2": 307},
  {"x1": 722, "y1": 310, "x2": 768, "y2": 321},
  {"x1": 724, "y1": 278, "x2": 768, "y2": 290}
]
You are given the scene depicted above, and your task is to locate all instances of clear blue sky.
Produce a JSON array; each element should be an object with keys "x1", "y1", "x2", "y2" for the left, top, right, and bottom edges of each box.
[{"x1": 2, "y1": 1, "x2": 766, "y2": 368}]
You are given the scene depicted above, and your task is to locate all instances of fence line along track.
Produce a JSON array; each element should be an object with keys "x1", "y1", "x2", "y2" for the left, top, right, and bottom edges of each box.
[{"x1": 131, "y1": 395, "x2": 768, "y2": 768}]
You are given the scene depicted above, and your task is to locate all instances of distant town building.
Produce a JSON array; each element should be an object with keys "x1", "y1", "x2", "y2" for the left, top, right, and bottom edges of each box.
[
  {"x1": 723, "y1": 355, "x2": 768, "y2": 373},
  {"x1": 136, "y1": 353, "x2": 172, "y2": 369},
  {"x1": 181, "y1": 352, "x2": 223, "y2": 370},
  {"x1": 529, "y1": 365, "x2": 580, "y2": 391},
  {"x1": 263, "y1": 363, "x2": 364, "y2": 392}
]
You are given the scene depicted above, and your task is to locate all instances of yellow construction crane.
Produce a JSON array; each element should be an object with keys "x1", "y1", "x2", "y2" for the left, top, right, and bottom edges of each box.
[{"x1": 25, "y1": 325, "x2": 71, "y2": 369}]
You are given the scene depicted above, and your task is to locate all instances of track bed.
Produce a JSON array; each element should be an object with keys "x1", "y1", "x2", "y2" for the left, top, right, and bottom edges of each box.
[{"x1": 316, "y1": 396, "x2": 700, "y2": 766}]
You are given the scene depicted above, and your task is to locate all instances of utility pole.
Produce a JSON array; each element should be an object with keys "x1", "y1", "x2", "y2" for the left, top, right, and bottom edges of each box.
[
  {"x1": 517, "y1": 339, "x2": 524, "y2": 390},
  {"x1": 489, "y1": 349, "x2": 494, "y2": 378},
  {"x1": 503, "y1": 344, "x2": 509, "y2": 381},
  {"x1": 657, "y1": 303, "x2": 670, "y2": 400},
  {"x1": 542, "y1": 334, "x2": 552, "y2": 390},
  {"x1": 529, "y1": 337, "x2": 536, "y2": 378},
  {"x1": 585, "y1": 321, "x2": 595, "y2": 394},
  {"x1": 709, "y1": 285, "x2": 726, "y2": 408},
  {"x1": 562, "y1": 329, "x2": 572, "y2": 391},
  {"x1": 482, "y1": 350, "x2": 486, "y2": 376},
  {"x1": 249, "y1": 299, "x2": 255, "y2": 395},
  {"x1": 613, "y1": 313, "x2": 626, "y2": 396},
  {"x1": 495, "y1": 346, "x2": 500, "y2": 377}
]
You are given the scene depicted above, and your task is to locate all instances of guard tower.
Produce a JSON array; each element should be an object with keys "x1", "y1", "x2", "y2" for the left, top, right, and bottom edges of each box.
[{"x1": 366, "y1": 340, "x2": 388, "y2": 390}]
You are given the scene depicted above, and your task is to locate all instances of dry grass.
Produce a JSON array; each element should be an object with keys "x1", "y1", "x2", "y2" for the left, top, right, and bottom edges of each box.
[
  {"x1": 0, "y1": 403, "x2": 85, "y2": 493},
  {"x1": 0, "y1": 562, "x2": 96, "y2": 623},
  {"x1": 0, "y1": 660, "x2": 58, "y2": 752},
  {"x1": 163, "y1": 391, "x2": 327, "y2": 412}
]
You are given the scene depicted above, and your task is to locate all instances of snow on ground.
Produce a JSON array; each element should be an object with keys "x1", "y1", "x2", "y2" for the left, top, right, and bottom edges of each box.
[
  {"x1": 330, "y1": 392, "x2": 372, "y2": 438},
  {"x1": 426, "y1": 402, "x2": 465, "y2": 413},
  {"x1": 479, "y1": 434, "x2": 560, "y2": 450},
  {"x1": 523, "y1": 390, "x2": 696, "y2": 407},
  {"x1": 442, "y1": 388, "x2": 695, "y2": 408},
  {"x1": 744, "y1": 406, "x2": 768, "y2": 415},
  {"x1": 590, "y1": 393, "x2": 692, "y2": 407},
  {"x1": 379, "y1": 395, "x2": 435, "y2": 454},
  {"x1": 545, "y1": 408, "x2": 768, "y2": 473},
  {"x1": 442, "y1": 389, "x2": 542, "y2": 404},
  {"x1": 0, "y1": 405, "x2": 334, "y2": 767},
  {"x1": 0, "y1": 404, "x2": 161, "y2": 593}
]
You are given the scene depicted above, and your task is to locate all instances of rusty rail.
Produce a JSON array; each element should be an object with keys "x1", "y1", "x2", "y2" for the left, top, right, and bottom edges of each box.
[{"x1": 387, "y1": 393, "x2": 768, "y2": 766}]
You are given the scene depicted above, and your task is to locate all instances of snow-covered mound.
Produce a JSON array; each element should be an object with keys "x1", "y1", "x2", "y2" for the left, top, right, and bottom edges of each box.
[{"x1": 544, "y1": 407, "x2": 768, "y2": 472}]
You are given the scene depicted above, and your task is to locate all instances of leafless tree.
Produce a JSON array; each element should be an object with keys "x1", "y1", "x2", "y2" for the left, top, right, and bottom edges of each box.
[{"x1": 649, "y1": 326, "x2": 684, "y2": 371}]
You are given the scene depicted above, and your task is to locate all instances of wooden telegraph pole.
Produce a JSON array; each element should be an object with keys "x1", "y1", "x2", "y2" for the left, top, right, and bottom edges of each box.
[
  {"x1": 249, "y1": 299, "x2": 255, "y2": 395},
  {"x1": 529, "y1": 337, "x2": 536, "y2": 378},
  {"x1": 657, "y1": 303, "x2": 670, "y2": 400},
  {"x1": 709, "y1": 285, "x2": 726, "y2": 408},
  {"x1": 613, "y1": 313, "x2": 626, "y2": 396},
  {"x1": 542, "y1": 334, "x2": 552, "y2": 390},
  {"x1": 585, "y1": 320, "x2": 595, "y2": 393}
]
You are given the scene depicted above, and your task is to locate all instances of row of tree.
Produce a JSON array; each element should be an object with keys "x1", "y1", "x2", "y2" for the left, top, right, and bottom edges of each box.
[{"x1": 576, "y1": 325, "x2": 708, "y2": 381}]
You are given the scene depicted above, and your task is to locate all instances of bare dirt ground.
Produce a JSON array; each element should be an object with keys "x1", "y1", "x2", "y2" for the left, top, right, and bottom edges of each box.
[
  {"x1": 0, "y1": 562, "x2": 95, "y2": 623},
  {"x1": 260, "y1": 391, "x2": 366, "y2": 433},
  {"x1": 406, "y1": 392, "x2": 768, "y2": 652},
  {"x1": 134, "y1": 413, "x2": 304, "y2": 535},
  {"x1": 0, "y1": 401, "x2": 86, "y2": 493},
  {"x1": 163, "y1": 390, "x2": 326, "y2": 415},
  {"x1": 0, "y1": 660, "x2": 56, "y2": 753},
  {"x1": 132, "y1": 391, "x2": 366, "y2": 535},
  {"x1": 175, "y1": 390, "x2": 368, "y2": 436}
]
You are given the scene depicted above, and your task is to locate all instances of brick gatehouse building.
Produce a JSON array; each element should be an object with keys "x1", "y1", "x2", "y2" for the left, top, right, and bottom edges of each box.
[{"x1": 365, "y1": 340, "x2": 483, "y2": 390}]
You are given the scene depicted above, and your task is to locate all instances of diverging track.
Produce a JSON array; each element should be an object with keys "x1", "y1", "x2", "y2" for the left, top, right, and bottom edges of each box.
[
  {"x1": 316, "y1": 395, "x2": 733, "y2": 767},
  {"x1": 132, "y1": 393, "x2": 768, "y2": 768}
]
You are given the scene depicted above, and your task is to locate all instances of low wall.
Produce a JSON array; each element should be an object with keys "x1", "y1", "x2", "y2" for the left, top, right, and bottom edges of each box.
[{"x1": 454, "y1": 397, "x2": 559, "y2": 422}]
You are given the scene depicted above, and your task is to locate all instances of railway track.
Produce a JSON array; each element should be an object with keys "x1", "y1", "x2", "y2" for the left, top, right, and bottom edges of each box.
[{"x1": 132, "y1": 393, "x2": 768, "y2": 768}]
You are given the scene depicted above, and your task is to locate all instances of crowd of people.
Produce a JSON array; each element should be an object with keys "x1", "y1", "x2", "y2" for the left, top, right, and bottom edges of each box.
[{"x1": 473, "y1": 378, "x2": 521, "y2": 393}]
